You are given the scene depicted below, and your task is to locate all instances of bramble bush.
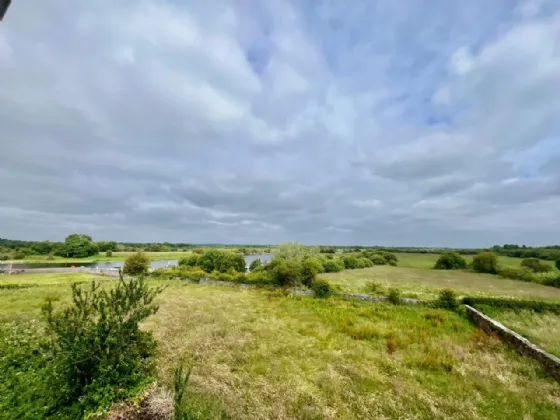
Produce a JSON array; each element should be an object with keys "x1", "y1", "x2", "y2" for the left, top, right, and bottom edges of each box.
[
  {"x1": 434, "y1": 252, "x2": 467, "y2": 270},
  {"x1": 41, "y1": 276, "x2": 164, "y2": 417}
]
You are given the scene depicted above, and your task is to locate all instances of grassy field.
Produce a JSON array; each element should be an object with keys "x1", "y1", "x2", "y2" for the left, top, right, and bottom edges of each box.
[
  {"x1": 1, "y1": 274, "x2": 560, "y2": 419},
  {"x1": 394, "y1": 253, "x2": 557, "y2": 270},
  {"x1": 474, "y1": 306, "x2": 560, "y2": 358},
  {"x1": 322, "y1": 266, "x2": 560, "y2": 301}
]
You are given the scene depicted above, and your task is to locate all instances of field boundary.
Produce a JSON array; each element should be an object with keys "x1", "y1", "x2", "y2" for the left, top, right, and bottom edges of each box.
[{"x1": 465, "y1": 305, "x2": 560, "y2": 382}]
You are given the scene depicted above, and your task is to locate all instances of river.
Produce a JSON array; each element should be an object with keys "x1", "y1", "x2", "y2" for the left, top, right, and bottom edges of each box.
[{"x1": 0, "y1": 254, "x2": 273, "y2": 271}]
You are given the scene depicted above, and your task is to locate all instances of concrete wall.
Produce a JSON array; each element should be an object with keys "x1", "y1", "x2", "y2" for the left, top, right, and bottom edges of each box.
[{"x1": 465, "y1": 305, "x2": 560, "y2": 382}]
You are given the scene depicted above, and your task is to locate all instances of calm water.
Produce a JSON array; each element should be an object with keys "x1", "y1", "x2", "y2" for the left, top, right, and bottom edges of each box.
[{"x1": 0, "y1": 254, "x2": 273, "y2": 271}]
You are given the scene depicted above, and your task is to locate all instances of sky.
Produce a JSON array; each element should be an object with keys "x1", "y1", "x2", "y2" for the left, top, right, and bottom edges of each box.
[{"x1": 0, "y1": 0, "x2": 559, "y2": 247}]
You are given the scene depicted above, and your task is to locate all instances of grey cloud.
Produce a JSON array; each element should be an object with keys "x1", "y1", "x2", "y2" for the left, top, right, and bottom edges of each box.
[{"x1": 0, "y1": 1, "x2": 559, "y2": 246}]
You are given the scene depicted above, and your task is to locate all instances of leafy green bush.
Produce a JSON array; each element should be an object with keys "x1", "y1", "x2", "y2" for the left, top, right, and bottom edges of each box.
[
  {"x1": 178, "y1": 254, "x2": 200, "y2": 268},
  {"x1": 312, "y1": 279, "x2": 335, "y2": 298},
  {"x1": 363, "y1": 281, "x2": 384, "y2": 295},
  {"x1": 342, "y1": 255, "x2": 359, "y2": 269},
  {"x1": 521, "y1": 258, "x2": 552, "y2": 273},
  {"x1": 380, "y1": 251, "x2": 398, "y2": 265},
  {"x1": 387, "y1": 288, "x2": 402, "y2": 305},
  {"x1": 105, "y1": 250, "x2": 113, "y2": 257},
  {"x1": 249, "y1": 259, "x2": 262, "y2": 271},
  {"x1": 369, "y1": 255, "x2": 387, "y2": 265},
  {"x1": 12, "y1": 250, "x2": 26, "y2": 260},
  {"x1": 544, "y1": 275, "x2": 560, "y2": 288},
  {"x1": 556, "y1": 259, "x2": 560, "y2": 270},
  {"x1": 197, "y1": 250, "x2": 245, "y2": 273},
  {"x1": 41, "y1": 278, "x2": 164, "y2": 416},
  {"x1": 123, "y1": 252, "x2": 150, "y2": 276},
  {"x1": 0, "y1": 254, "x2": 8, "y2": 261},
  {"x1": 301, "y1": 258, "x2": 323, "y2": 287},
  {"x1": 358, "y1": 257, "x2": 374, "y2": 268},
  {"x1": 472, "y1": 251, "x2": 498, "y2": 274},
  {"x1": 272, "y1": 260, "x2": 303, "y2": 287},
  {"x1": 436, "y1": 289, "x2": 459, "y2": 310},
  {"x1": 434, "y1": 252, "x2": 467, "y2": 270},
  {"x1": 323, "y1": 258, "x2": 345, "y2": 273}
]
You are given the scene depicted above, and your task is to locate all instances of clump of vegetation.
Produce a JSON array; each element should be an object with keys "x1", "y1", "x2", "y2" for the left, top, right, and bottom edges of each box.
[
  {"x1": 0, "y1": 253, "x2": 8, "y2": 261},
  {"x1": 249, "y1": 258, "x2": 262, "y2": 272},
  {"x1": 40, "y1": 277, "x2": 164, "y2": 416},
  {"x1": 178, "y1": 253, "x2": 200, "y2": 268},
  {"x1": 462, "y1": 296, "x2": 560, "y2": 315},
  {"x1": 436, "y1": 289, "x2": 459, "y2": 311},
  {"x1": 496, "y1": 266, "x2": 536, "y2": 282},
  {"x1": 472, "y1": 251, "x2": 498, "y2": 274},
  {"x1": 172, "y1": 360, "x2": 192, "y2": 420},
  {"x1": 301, "y1": 257, "x2": 323, "y2": 287},
  {"x1": 105, "y1": 250, "x2": 112, "y2": 257},
  {"x1": 358, "y1": 257, "x2": 374, "y2": 268},
  {"x1": 556, "y1": 259, "x2": 560, "y2": 270},
  {"x1": 521, "y1": 258, "x2": 552, "y2": 273},
  {"x1": 434, "y1": 252, "x2": 467, "y2": 270},
  {"x1": 123, "y1": 252, "x2": 150, "y2": 276},
  {"x1": 312, "y1": 279, "x2": 335, "y2": 298},
  {"x1": 55, "y1": 234, "x2": 99, "y2": 258},
  {"x1": 342, "y1": 255, "x2": 360, "y2": 269},
  {"x1": 363, "y1": 281, "x2": 385, "y2": 295},
  {"x1": 387, "y1": 288, "x2": 402, "y2": 305},
  {"x1": 323, "y1": 258, "x2": 345, "y2": 273}
]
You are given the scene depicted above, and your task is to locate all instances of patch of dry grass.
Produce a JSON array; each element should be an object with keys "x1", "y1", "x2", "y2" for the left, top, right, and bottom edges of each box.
[
  {"x1": 322, "y1": 266, "x2": 560, "y2": 301},
  {"x1": 1, "y1": 276, "x2": 559, "y2": 419},
  {"x1": 143, "y1": 282, "x2": 560, "y2": 419},
  {"x1": 477, "y1": 308, "x2": 560, "y2": 358}
]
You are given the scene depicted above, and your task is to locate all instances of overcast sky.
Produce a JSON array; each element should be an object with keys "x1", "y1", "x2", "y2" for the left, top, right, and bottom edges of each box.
[{"x1": 1, "y1": 0, "x2": 559, "y2": 247}]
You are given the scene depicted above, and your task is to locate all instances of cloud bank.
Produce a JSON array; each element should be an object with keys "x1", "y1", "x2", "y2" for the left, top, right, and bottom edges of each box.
[{"x1": 0, "y1": 0, "x2": 559, "y2": 246}]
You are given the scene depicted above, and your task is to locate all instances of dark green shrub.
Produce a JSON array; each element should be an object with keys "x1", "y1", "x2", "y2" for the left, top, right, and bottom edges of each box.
[
  {"x1": 342, "y1": 256, "x2": 359, "y2": 269},
  {"x1": 301, "y1": 258, "x2": 323, "y2": 287},
  {"x1": 369, "y1": 255, "x2": 386, "y2": 265},
  {"x1": 387, "y1": 288, "x2": 402, "y2": 305},
  {"x1": 42, "y1": 278, "x2": 164, "y2": 415},
  {"x1": 178, "y1": 254, "x2": 200, "y2": 268},
  {"x1": 436, "y1": 289, "x2": 458, "y2": 310},
  {"x1": 0, "y1": 254, "x2": 8, "y2": 261},
  {"x1": 272, "y1": 260, "x2": 302, "y2": 287},
  {"x1": 472, "y1": 251, "x2": 498, "y2": 274},
  {"x1": 12, "y1": 250, "x2": 26, "y2": 260},
  {"x1": 556, "y1": 259, "x2": 560, "y2": 270},
  {"x1": 249, "y1": 259, "x2": 262, "y2": 271},
  {"x1": 323, "y1": 259, "x2": 345, "y2": 273},
  {"x1": 105, "y1": 250, "x2": 113, "y2": 257},
  {"x1": 521, "y1": 258, "x2": 552, "y2": 273},
  {"x1": 434, "y1": 252, "x2": 467, "y2": 270},
  {"x1": 544, "y1": 275, "x2": 560, "y2": 288},
  {"x1": 312, "y1": 279, "x2": 335, "y2": 298},
  {"x1": 358, "y1": 257, "x2": 374, "y2": 268},
  {"x1": 123, "y1": 252, "x2": 150, "y2": 276},
  {"x1": 232, "y1": 272, "x2": 248, "y2": 283},
  {"x1": 388, "y1": 259, "x2": 397, "y2": 266},
  {"x1": 380, "y1": 251, "x2": 398, "y2": 265},
  {"x1": 197, "y1": 250, "x2": 245, "y2": 273}
]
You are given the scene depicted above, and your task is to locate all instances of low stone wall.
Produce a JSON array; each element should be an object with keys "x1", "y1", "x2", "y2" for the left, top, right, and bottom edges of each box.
[{"x1": 465, "y1": 305, "x2": 560, "y2": 382}]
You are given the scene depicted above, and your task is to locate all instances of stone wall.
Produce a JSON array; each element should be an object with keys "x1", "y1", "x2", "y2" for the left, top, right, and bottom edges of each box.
[{"x1": 465, "y1": 305, "x2": 560, "y2": 382}]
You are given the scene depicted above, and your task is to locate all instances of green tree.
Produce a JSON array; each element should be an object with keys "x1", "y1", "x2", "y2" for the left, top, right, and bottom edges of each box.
[
  {"x1": 57, "y1": 234, "x2": 98, "y2": 258},
  {"x1": 105, "y1": 250, "x2": 113, "y2": 257},
  {"x1": 122, "y1": 252, "x2": 150, "y2": 276},
  {"x1": 472, "y1": 251, "x2": 498, "y2": 274},
  {"x1": 272, "y1": 260, "x2": 302, "y2": 287},
  {"x1": 434, "y1": 252, "x2": 467, "y2": 270},
  {"x1": 342, "y1": 255, "x2": 359, "y2": 269},
  {"x1": 275, "y1": 242, "x2": 316, "y2": 261}
]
